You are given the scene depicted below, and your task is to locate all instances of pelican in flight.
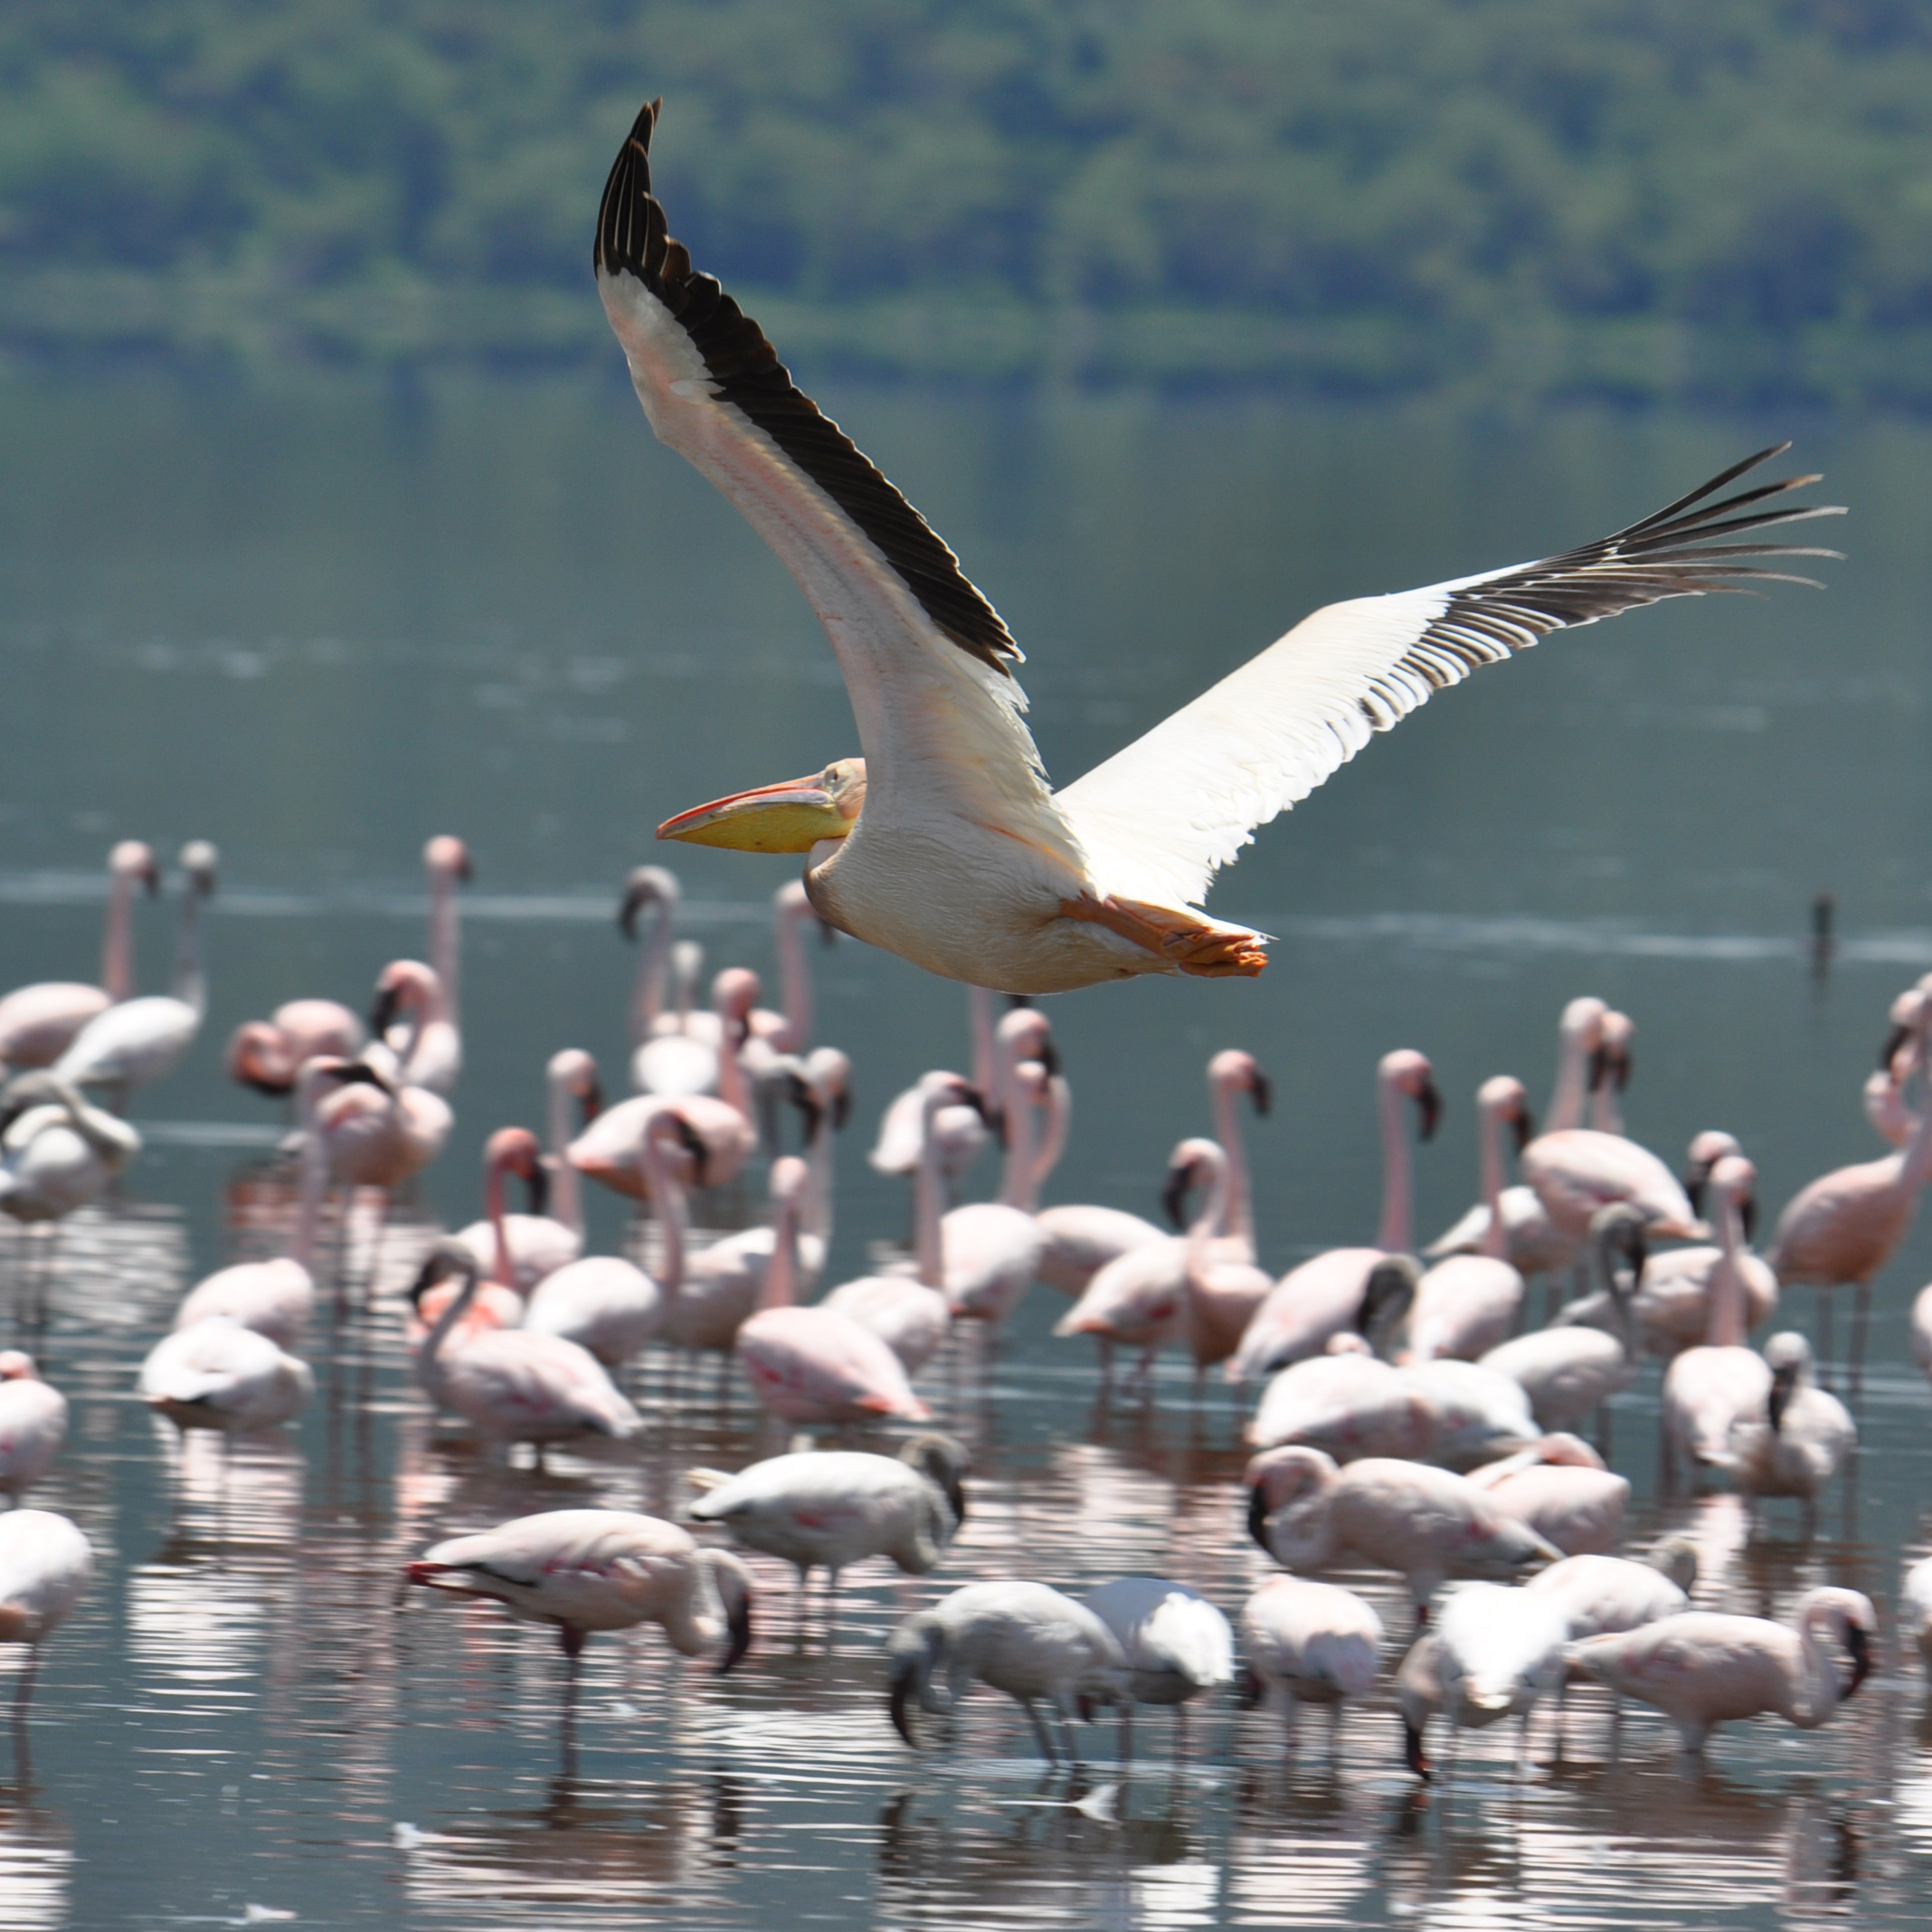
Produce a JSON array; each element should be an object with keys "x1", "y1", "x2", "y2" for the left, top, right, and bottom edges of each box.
[{"x1": 601, "y1": 102, "x2": 1840, "y2": 996}]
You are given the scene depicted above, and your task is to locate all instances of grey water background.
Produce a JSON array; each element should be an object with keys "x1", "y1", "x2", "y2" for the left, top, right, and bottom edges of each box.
[{"x1": 2, "y1": 369, "x2": 1932, "y2": 1927}]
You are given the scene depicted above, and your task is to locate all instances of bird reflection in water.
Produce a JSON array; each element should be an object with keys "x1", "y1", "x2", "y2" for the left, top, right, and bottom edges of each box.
[{"x1": 0, "y1": 1806, "x2": 71, "y2": 1932}]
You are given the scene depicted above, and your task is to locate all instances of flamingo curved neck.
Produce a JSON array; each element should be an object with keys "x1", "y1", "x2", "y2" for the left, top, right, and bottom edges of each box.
[
  {"x1": 102, "y1": 866, "x2": 138, "y2": 1003},
  {"x1": 292, "y1": 1071, "x2": 332, "y2": 1273},
  {"x1": 1547, "y1": 1018, "x2": 1594, "y2": 1134},
  {"x1": 1028, "y1": 1075, "x2": 1070, "y2": 1208},
  {"x1": 1208, "y1": 1070, "x2": 1255, "y2": 1253},
  {"x1": 1795, "y1": 1605, "x2": 1843, "y2": 1725},
  {"x1": 422, "y1": 1264, "x2": 481, "y2": 1369},
  {"x1": 997, "y1": 1075, "x2": 1039, "y2": 1209},
  {"x1": 1476, "y1": 1098, "x2": 1508, "y2": 1262},
  {"x1": 774, "y1": 896, "x2": 814, "y2": 1050},
  {"x1": 1898, "y1": 1054, "x2": 1932, "y2": 1193},
  {"x1": 631, "y1": 893, "x2": 674, "y2": 1046},
  {"x1": 172, "y1": 886, "x2": 208, "y2": 1018},
  {"x1": 714, "y1": 997, "x2": 750, "y2": 1122},
  {"x1": 640, "y1": 1131, "x2": 686, "y2": 1293},
  {"x1": 759, "y1": 1186, "x2": 800, "y2": 1312},
  {"x1": 1708, "y1": 1189, "x2": 1748, "y2": 1348},
  {"x1": 802, "y1": 1102, "x2": 836, "y2": 1248},
  {"x1": 431, "y1": 869, "x2": 461, "y2": 1029},
  {"x1": 546, "y1": 1072, "x2": 584, "y2": 1238},
  {"x1": 913, "y1": 1089, "x2": 948, "y2": 1287},
  {"x1": 665, "y1": 1551, "x2": 731, "y2": 1658},
  {"x1": 1377, "y1": 1074, "x2": 1413, "y2": 1255},
  {"x1": 1188, "y1": 1151, "x2": 1233, "y2": 1261}
]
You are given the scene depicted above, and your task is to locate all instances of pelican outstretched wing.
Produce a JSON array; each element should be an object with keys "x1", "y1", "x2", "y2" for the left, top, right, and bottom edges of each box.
[
  {"x1": 1056, "y1": 451, "x2": 1842, "y2": 912},
  {"x1": 594, "y1": 101, "x2": 1083, "y2": 873}
]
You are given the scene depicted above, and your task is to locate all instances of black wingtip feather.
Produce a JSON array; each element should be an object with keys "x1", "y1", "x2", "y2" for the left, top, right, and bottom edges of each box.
[{"x1": 592, "y1": 97, "x2": 1021, "y2": 677}]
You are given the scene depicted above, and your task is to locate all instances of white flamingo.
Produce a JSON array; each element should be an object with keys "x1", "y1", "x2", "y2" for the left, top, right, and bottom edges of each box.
[
  {"x1": 1718, "y1": 1331, "x2": 1855, "y2": 1527},
  {"x1": 1081, "y1": 1576, "x2": 1234, "y2": 1753},
  {"x1": 138, "y1": 1319, "x2": 313, "y2": 1436},
  {"x1": 0, "y1": 1073, "x2": 142, "y2": 1224},
  {"x1": 1241, "y1": 1574, "x2": 1385, "y2": 1753},
  {"x1": 0, "y1": 1510, "x2": 91, "y2": 1729},
  {"x1": 453, "y1": 1125, "x2": 582, "y2": 1295},
  {"x1": 0, "y1": 1355, "x2": 67, "y2": 1504}
]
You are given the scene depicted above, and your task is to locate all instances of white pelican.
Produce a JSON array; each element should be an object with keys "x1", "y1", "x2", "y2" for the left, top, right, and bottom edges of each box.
[{"x1": 598, "y1": 105, "x2": 1839, "y2": 994}]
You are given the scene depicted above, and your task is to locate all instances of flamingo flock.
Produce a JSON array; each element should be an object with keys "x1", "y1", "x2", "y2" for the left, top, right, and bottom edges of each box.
[{"x1": 0, "y1": 819, "x2": 1920, "y2": 1811}]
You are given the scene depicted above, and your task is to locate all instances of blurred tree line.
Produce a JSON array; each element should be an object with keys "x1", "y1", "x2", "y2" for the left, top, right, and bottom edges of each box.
[{"x1": 6, "y1": 0, "x2": 1932, "y2": 402}]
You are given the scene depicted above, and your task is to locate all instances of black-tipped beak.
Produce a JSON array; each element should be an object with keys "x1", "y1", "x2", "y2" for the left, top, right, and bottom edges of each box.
[
  {"x1": 1684, "y1": 1173, "x2": 1708, "y2": 1220},
  {"x1": 524, "y1": 1163, "x2": 550, "y2": 1218},
  {"x1": 1038, "y1": 1037, "x2": 1061, "y2": 1080},
  {"x1": 1245, "y1": 1485, "x2": 1270, "y2": 1553},
  {"x1": 1249, "y1": 1069, "x2": 1273, "y2": 1119},
  {"x1": 788, "y1": 1076, "x2": 824, "y2": 1146},
  {"x1": 369, "y1": 987, "x2": 402, "y2": 1037},
  {"x1": 456, "y1": 851, "x2": 474, "y2": 886},
  {"x1": 1416, "y1": 1079, "x2": 1441, "y2": 1143},
  {"x1": 1161, "y1": 1162, "x2": 1196, "y2": 1231},
  {"x1": 957, "y1": 1084, "x2": 997, "y2": 1132},
  {"x1": 581, "y1": 1079, "x2": 603, "y2": 1125},
  {"x1": 1586, "y1": 1046, "x2": 1606, "y2": 1094},
  {"x1": 717, "y1": 1594, "x2": 753, "y2": 1675},
  {"x1": 1879, "y1": 1021, "x2": 1911, "y2": 1073},
  {"x1": 406, "y1": 1251, "x2": 450, "y2": 1309},
  {"x1": 674, "y1": 1114, "x2": 711, "y2": 1189},
  {"x1": 1610, "y1": 1047, "x2": 1632, "y2": 1092},
  {"x1": 829, "y1": 1086, "x2": 851, "y2": 1132},
  {"x1": 141, "y1": 862, "x2": 161, "y2": 897},
  {"x1": 1512, "y1": 1106, "x2": 1534, "y2": 1155},
  {"x1": 1740, "y1": 1194, "x2": 1758, "y2": 1247},
  {"x1": 888, "y1": 1671, "x2": 919, "y2": 1747},
  {"x1": 336, "y1": 1061, "x2": 395, "y2": 1096},
  {"x1": 1846, "y1": 1623, "x2": 1872, "y2": 1697},
  {"x1": 1768, "y1": 1359, "x2": 1799, "y2": 1434}
]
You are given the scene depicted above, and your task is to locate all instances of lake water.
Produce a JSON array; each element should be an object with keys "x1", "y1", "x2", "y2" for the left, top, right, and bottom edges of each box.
[{"x1": 2, "y1": 366, "x2": 1932, "y2": 1928}]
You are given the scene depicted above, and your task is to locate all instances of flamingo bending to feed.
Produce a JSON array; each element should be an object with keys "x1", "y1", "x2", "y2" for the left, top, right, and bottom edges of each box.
[
  {"x1": 0, "y1": 1511, "x2": 91, "y2": 1727},
  {"x1": 607, "y1": 101, "x2": 1838, "y2": 994},
  {"x1": 1527, "y1": 1542, "x2": 1696, "y2": 1643},
  {"x1": 1567, "y1": 1586, "x2": 1875, "y2": 1757},
  {"x1": 1464, "y1": 1434, "x2": 1629, "y2": 1557},
  {"x1": 1245, "y1": 1446, "x2": 1558, "y2": 1613},
  {"x1": 1226, "y1": 1047, "x2": 1440, "y2": 1383},
  {"x1": 0, "y1": 1074, "x2": 142, "y2": 1224},
  {"x1": 0, "y1": 1355, "x2": 68, "y2": 1503},
  {"x1": 407, "y1": 1511, "x2": 753, "y2": 1685},
  {"x1": 1662, "y1": 1155, "x2": 1774, "y2": 1475},
  {"x1": 138, "y1": 1319, "x2": 313, "y2": 1436},
  {"x1": 0, "y1": 840, "x2": 156, "y2": 1071},
  {"x1": 1081, "y1": 1577, "x2": 1234, "y2": 1752},
  {"x1": 408, "y1": 1242, "x2": 639, "y2": 1462},
  {"x1": 454, "y1": 1126, "x2": 582, "y2": 1296},
  {"x1": 735, "y1": 1157, "x2": 930, "y2": 1425},
  {"x1": 1404, "y1": 1075, "x2": 1530, "y2": 1361},
  {"x1": 687, "y1": 1434, "x2": 968, "y2": 1598},
  {"x1": 1771, "y1": 971, "x2": 1932, "y2": 1376},
  {"x1": 55, "y1": 842, "x2": 217, "y2": 1107},
  {"x1": 175, "y1": 1059, "x2": 388, "y2": 1344},
  {"x1": 885, "y1": 1581, "x2": 1128, "y2": 1766},
  {"x1": 1427, "y1": 997, "x2": 1605, "y2": 1270},
  {"x1": 226, "y1": 998, "x2": 367, "y2": 1097},
  {"x1": 1397, "y1": 1579, "x2": 1569, "y2": 1781},
  {"x1": 1717, "y1": 1331, "x2": 1855, "y2": 1526},
  {"x1": 1482, "y1": 1203, "x2": 1645, "y2": 1434},
  {"x1": 1240, "y1": 1575, "x2": 1385, "y2": 1754}
]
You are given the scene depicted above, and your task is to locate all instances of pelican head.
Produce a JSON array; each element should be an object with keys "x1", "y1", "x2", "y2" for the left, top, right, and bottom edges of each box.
[{"x1": 658, "y1": 759, "x2": 867, "y2": 853}]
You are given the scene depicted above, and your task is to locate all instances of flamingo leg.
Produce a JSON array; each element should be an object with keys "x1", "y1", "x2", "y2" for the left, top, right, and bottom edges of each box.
[
  {"x1": 11, "y1": 1643, "x2": 38, "y2": 1783},
  {"x1": 1023, "y1": 1698, "x2": 1059, "y2": 1766},
  {"x1": 1850, "y1": 1280, "x2": 1870, "y2": 1397},
  {"x1": 1815, "y1": 1285, "x2": 1834, "y2": 1387}
]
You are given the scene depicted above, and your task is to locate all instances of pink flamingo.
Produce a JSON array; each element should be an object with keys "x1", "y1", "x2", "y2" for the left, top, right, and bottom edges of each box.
[
  {"x1": 0, "y1": 841, "x2": 156, "y2": 1071},
  {"x1": 1770, "y1": 970, "x2": 1932, "y2": 1376},
  {"x1": 1226, "y1": 1048, "x2": 1439, "y2": 1384},
  {"x1": 408, "y1": 1241, "x2": 640, "y2": 1463},
  {"x1": 735, "y1": 1157, "x2": 931, "y2": 1425},
  {"x1": 1567, "y1": 1586, "x2": 1874, "y2": 1757},
  {"x1": 869, "y1": 988, "x2": 1000, "y2": 1200},
  {"x1": 1241, "y1": 1574, "x2": 1385, "y2": 1754},
  {"x1": 367, "y1": 958, "x2": 460, "y2": 1098},
  {"x1": 1662, "y1": 1154, "x2": 1771, "y2": 1479},
  {"x1": 138, "y1": 1319, "x2": 314, "y2": 1435},
  {"x1": 1406, "y1": 1076, "x2": 1529, "y2": 1361},
  {"x1": 454, "y1": 1126, "x2": 582, "y2": 1295},
  {"x1": 621, "y1": 867, "x2": 721, "y2": 1094},
  {"x1": 1426, "y1": 998, "x2": 1606, "y2": 1269},
  {"x1": 1518, "y1": 1115, "x2": 1703, "y2": 1248},
  {"x1": 746, "y1": 880, "x2": 827, "y2": 1052},
  {"x1": 175, "y1": 1059, "x2": 387, "y2": 1344},
  {"x1": 941, "y1": 1063, "x2": 1046, "y2": 1330},
  {"x1": 1464, "y1": 1433, "x2": 1628, "y2": 1556},
  {"x1": 1718, "y1": 1331, "x2": 1854, "y2": 1529},
  {"x1": 226, "y1": 999, "x2": 367, "y2": 1096},
  {"x1": 1863, "y1": 986, "x2": 1923, "y2": 1146},
  {"x1": 407, "y1": 1510, "x2": 753, "y2": 1698},
  {"x1": 314, "y1": 1018, "x2": 451, "y2": 1192},
  {"x1": 1585, "y1": 1009, "x2": 1634, "y2": 1132},
  {"x1": 0, "y1": 1354, "x2": 67, "y2": 1503},
  {"x1": 0, "y1": 1510, "x2": 91, "y2": 1730}
]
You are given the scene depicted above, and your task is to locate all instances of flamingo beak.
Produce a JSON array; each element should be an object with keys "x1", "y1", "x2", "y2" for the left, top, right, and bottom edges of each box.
[
  {"x1": 658, "y1": 773, "x2": 854, "y2": 854},
  {"x1": 1416, "y1": 1078, "x2": 1442, "y2": 1142},
  {"x1": 1846, "y1": 1622, "x2": 1872, "y2": 1696},
  {"x1": 1249, "y1": 1069, "x2": 1273, "y2": 1118},
  {"x1": 1245, "y1": 1485, "x2": 1271, "y2": 1552},
  {"x1": 1512, "y1": 1105, "x2": 1534, "y2": 1156}
]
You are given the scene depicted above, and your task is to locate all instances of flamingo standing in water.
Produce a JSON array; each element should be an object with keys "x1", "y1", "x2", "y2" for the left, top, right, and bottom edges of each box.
[
  {"x1": 0, "y1": 1355, "x2": 67, "y2": 1503},
  {"x1": 0, "y1": 1073, "x2": 142, "y2": 1225},
  {"x1": 174, "y1": 1059, "x2": 389, "y2": 1343},
  {"x1": 1463, "y1": 1434, "x2": 1629, "y2": 1557},
  {"x1": 623, "y1": 867, "x2": 723, "y2": 1094},
  {"x1": 604, "y1": 105, "x2": 1835, "y2": 992},
  {"x1": 0, "y1": 1510, "x2": 91, "y2": 1732},
  {"x1": 0, "y1": 840, "x2": 156, "y2": 1071},
  {"x1": 453, "y1": 1126, "x2": 582, "y2": 1295},
  {"x1": 373, "y1": 837, "x2": 469, "y2": 1093},
  {"x1": 312, "y1": 980, "x2": 453, "y2": 1193},
  {"x1": 1770, "y1": 970, "x2": 1932, "y2": 1378},
  {"x1": 1718, "y1": 1331, "x2": 1855, "y2": 1530},
  {"x1": 870, "y1": 989, "x2": 999, "y2": 1200},
  {"x1": 1226, "y1": 1048, "x2": 1440, "y2": 1383},
  {"x1": 138, "y1": 1319, "x2": 314, "y2": 1436},
  {"x1": 735, "y1": 1158, "x2": 931, "y2": 1425},
  {"x1": 367, "y1": 958, "x2": 461, "y2": 1098},
  {"x1": 226, "y1": 999, "x2": 367, "y2": 1098},
  {"x1": 1081, "y1": 1576, "x2": 1235, "y2": 1756},
  {"x1": 1241, "y1": 1574, "x2": 1386, "y2": 1754},
  {"x1": 55, "y1": 842, "x2": 217, "y2": 1109}
]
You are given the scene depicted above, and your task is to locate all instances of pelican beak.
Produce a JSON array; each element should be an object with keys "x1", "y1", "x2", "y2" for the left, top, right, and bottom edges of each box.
[{"x1": 658, "y1": 762, "x2": 864, "y2": 854}]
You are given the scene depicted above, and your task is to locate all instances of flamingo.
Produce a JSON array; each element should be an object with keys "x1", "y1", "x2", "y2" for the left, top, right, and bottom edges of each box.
[
  {"x1": 406, "y1": 1510, "x2": 753, "y2": 1690},
  {"x1": 138, "y1": 1318, "x2": 314, "y2": 1435},
  {"x1": 885, "y1": 1581, "x2": 1128, "y2": 1766},
  {"x1": 604, "y1": 105, "x2": 1837, "y2": 994},
  {"x1": 226, "y1": 999, "x2": 367, "y2": 1098},
  {"x1": 937, "y1": 1057, "x2": 1046, "y2": 1329},
  {"x1": 1662, "y1": 1154, "x2": 1775, "y2": 1476},
  {"x1": 1863, "y1": 986, "x2": 1923, "y2": 1147},
  {"x1": 868, "y1": 988, "x2": 1011, "y2": 1198},
  {"x1": 1717, "y1": 1331, "x2": 1855, "y2": 1528},
  {"x1": 54, "y1": 841, "x2": 217, "y2": 1108},
  {"x1": 1586, "y1": 1009, "x2": 1634, "y2": 1133},
  {"x1": 734, "y1": 1157, "x2": 931, "y2": 1425},
  {"x1": 1519, "y1": 1117, "x2": 1704, "y2": 1248},
  {"x1": 687, "y1": 1434, "x2": 968, "y2": 1598},
  {"x1": 1463, "y1": 1434, "x2": 1629, "y2": 1557},
  {"x1": 1396, "y1": 1580, "x2": 1569, "y2": 1780},
  {"x1": 570, "y1": 1089, "x2": 755, "y2": 1205},
  {"x1": 1081, "y1": 1577, "x2": 1234, "y2": 1752},
  {"x1": 367, "y1": 958, "x2": 461, "y2": 1098},
  {"x1": 312, "y1": 1036, "x2": 451, "y2": 1193},
  {"x1": 1770, "y1": 970, "x2": 1932, "y2": 1376},
  {"x1": 0, "y1": 840, "x2": 156, "y2": 1071},
  {"x1": 1567, "y1": 1586, "x2": 1875, "y2": 1757},
  {"x1": 1426, "y1": 997, "x2": 1605, "y2": 1269},
  {"x1": 0, "y1": 1074, "x2": 142, "y2": 1224},
  {"x1": 408, "y1": 1242, "x2": 640, "y2": 1462},
  {"x1": 1404, "y1": 1075, "x2": 1529, "y2": 1361},
  {"x1": 1240, "y1": 1574, "x2": 1385, "y2": 1753},
  {"x1": 746, "y1": 880, "x2": 827, "y2": 1052},
  {"x1": 1226, "y1": 1048, "x2": 1439, "y2": 1383},
  {"x1": 1527, "y1": 1542, "x2": 1696, "y2": 1643},
  {"x1": 453, "y1": 1126, "x2": 582, "y2": 1296},
  {"x1": 0, "y1": 1355, "x2": 67, "y2": 1503},
  {"x1": 1902, "y1": 1557, "x2": 1932, "y2": 1672},
  {"x1": 1482, "y1": 1202, "x2": 1645, "y2": 1434},
  {"x1": 623, "y1": 867, "x2": 724, "y2": 1095},
  {"x1": 174, "y1": 1059, "x2": 388, "y2": 1344},
  {"x1": 0, "y1": 1510, "x2": 91, "y2": 1729},
  {"x1": 1245, "y1": 1446, "x2": 1558, "y2": 1612},
  {"x1": 536, "y1": 1048, "x2": 601, "y2": 1236}
]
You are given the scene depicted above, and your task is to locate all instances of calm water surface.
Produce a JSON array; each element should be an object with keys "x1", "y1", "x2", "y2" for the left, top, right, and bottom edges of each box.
[{"x1": 1, "y1": 370, "x2": 1931, "y2": 1928}]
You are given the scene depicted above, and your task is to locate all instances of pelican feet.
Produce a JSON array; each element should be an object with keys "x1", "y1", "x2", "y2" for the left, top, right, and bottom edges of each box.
[{"x1": 1059, "y1": 895, "x2": 1269, "y2": 979}]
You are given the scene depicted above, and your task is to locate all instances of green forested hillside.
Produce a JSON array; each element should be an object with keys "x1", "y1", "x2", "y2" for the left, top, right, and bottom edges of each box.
[{"x1": 7, "y1": 0, "x2": 1932, "y2": 402}]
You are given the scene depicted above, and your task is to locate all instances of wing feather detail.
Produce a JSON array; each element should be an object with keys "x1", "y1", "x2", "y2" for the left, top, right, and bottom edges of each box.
[{"x1": 1056, "y1": 448, "x2": 1842, "y2": 913}]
